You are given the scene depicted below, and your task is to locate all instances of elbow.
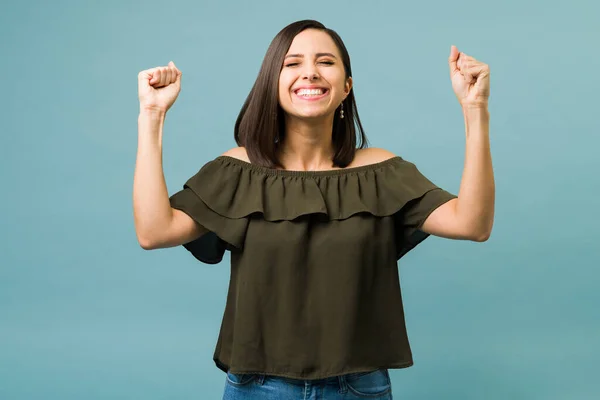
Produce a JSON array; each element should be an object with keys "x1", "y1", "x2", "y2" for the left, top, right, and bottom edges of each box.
[
  {"x1": 138, "y1": 236, "x2": 155, "y2": 250},
  {"x1": 134, "y1": 213, "x2": 177, "y2": 250},
  {"x1": 139, "y1": 239, "x2": 155, "y2": 250},
  {"x1": 472, "y1": 223, "x2": 493, "y2": 242},
  {"x1": 473, "y1": 230, "x2": 491, "y2": 242},
  {"x1": 136, "y1": 230, "x2": 158, "y2": 250}
]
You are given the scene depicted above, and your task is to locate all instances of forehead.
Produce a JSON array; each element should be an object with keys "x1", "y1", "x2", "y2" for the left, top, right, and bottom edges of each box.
[{"x1": 286, "y1": 29, "x2": 340, "y2": 56}]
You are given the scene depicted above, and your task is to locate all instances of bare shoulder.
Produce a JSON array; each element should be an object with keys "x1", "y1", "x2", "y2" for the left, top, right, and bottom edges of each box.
[
  {"x1": 220, "y1": 147, "x2": 396, "y2": 167},
  {"x1": 350, "y1": 148, "x2": 397, "y2": 168},
  {"x1": 221, "y1": 147, "x2": 250, "y2": 162}
]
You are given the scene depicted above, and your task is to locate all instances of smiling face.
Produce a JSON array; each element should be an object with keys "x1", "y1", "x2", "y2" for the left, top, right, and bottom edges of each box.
[{"x1": 278, "y1": 29, "x2": 352, "y2": 121}]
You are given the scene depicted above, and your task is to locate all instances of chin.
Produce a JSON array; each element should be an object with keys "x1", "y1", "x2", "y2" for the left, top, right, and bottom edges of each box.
[{"x1": 288, "y1": 107, "x2": 333, "y2": 120}]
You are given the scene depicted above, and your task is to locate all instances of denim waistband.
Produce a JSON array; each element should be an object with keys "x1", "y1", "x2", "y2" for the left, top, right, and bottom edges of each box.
[{"x1": 254, "y1": 369, "x2": 380, "y2": 386}]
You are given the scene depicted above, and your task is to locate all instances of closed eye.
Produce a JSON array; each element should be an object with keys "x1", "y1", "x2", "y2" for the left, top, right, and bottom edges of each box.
[{"x1": 284, "y1": 61, "x2": 334, "y2": 67}]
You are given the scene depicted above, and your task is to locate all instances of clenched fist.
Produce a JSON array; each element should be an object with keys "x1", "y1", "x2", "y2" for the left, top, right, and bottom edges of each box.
[
  {"x1": 448, "y1": 46, "x2": 490, "y2": 108},
  {"x1": 138, "y1": 61, "x2": 182, "y2": 113}
]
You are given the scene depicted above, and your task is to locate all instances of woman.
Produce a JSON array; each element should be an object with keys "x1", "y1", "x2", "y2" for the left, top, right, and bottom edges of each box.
[{"x1": 134, "y1": 19, "x2": 494, "y2": 400}]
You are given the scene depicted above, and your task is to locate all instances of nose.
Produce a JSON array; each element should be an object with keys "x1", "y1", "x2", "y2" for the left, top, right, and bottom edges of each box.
[
  {"x1": 303, "y1": 72, "x2": 319, "y2": 81},
  {"x1": 301, "y1": 65, "x2": 320, "y2": 81}
]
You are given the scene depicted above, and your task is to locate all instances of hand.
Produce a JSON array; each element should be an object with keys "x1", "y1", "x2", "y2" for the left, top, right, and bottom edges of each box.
[
  {"x1": 138, "y1": 61, "x2": 182, "y2": 113},
  {"x1": 448, "y1": 46, "x2": 490, "y2": 108}
]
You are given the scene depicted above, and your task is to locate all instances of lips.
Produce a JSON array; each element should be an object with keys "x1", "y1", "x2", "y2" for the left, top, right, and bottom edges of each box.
[{"x1": 293, "y1": 86, "x2": 329, "y2": 100}]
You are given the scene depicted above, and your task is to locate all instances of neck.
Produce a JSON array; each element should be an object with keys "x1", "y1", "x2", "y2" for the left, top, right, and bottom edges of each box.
[{"x1": 278, "y1": 115, "x2": 336, "y2": 171}]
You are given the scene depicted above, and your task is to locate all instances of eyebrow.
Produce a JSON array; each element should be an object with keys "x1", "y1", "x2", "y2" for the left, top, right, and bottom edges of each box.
[{"x1": 284, "y1": 52, "x2": 337, "y2": 59}]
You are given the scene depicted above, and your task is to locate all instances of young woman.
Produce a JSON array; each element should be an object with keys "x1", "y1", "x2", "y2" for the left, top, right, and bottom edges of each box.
[{"x1": 134, "y1": 19, "x2": 494, "y2": 400}]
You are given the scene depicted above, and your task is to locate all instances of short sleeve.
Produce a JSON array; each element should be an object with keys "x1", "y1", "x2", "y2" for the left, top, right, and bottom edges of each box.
[
  {"x1": 393, "y1": 164, "x2": 457, "y2": 260},
  {"x1": 168, "y1": 161, "x2": 250, "y2": 264}
]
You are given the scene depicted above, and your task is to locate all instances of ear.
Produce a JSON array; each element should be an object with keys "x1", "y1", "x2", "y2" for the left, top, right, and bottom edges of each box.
[{"x1": 344, "y1": 76, "x2": 353, "y2": 97}]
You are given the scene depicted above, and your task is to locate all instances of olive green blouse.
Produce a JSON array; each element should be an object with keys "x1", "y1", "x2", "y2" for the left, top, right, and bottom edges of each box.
[{"x1": 168, "y1": 155, "x2": 457, "y2": 380}]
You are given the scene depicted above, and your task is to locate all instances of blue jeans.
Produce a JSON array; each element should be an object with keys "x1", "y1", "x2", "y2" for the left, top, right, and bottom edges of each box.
[{"x1": 222, "y1": 368, "x2": 393, "y2": 399}]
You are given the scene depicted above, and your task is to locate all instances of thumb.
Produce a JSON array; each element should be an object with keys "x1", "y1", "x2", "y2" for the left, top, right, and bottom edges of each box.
[
  {"x1": 448, "y1": 45, "x2": 459, "y2": 75},
  {"x1": 137, "y1": 69, "x2": 152, "y2": 87},
  {"x1": 169, "y1": 61, "x2": 182, "y2": 81}
]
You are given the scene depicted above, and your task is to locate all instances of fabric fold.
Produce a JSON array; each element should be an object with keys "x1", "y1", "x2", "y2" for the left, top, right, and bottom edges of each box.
[
  {"x1": 169, "y1": 155, "x2": 457, "y2": 264},
  {"x1": 186, "y1": 155, "x2": 450, "y2": 220}
]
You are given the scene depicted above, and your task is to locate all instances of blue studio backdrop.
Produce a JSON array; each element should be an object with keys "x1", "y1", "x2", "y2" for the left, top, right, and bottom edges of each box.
[{"x1": 1, "y1": 1, "x2": 599, "y2": 399}]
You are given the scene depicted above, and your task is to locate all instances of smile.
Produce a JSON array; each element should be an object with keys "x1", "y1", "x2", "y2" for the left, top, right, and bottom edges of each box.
[{"x1": 294, "y1": 87, "x2": 329, "y2": 100}]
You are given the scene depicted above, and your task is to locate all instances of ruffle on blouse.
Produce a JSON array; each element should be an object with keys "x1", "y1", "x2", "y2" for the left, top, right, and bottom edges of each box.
[{"x1": 169, "y1": 155, "x2": 457, "y2": 263}]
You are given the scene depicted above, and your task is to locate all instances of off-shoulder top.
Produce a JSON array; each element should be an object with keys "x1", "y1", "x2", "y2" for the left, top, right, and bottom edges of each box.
[{"x1": 168, "y1": 155, "x2": 457, "y2": 380}]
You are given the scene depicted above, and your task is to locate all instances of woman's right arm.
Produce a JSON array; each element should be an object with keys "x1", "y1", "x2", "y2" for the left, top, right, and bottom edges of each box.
[
  {"x1": 133, "y1": 110, "x2": 207, "y2": 250},
  {"x1": 133, "y1": 63, "x2": 207, "y2": 250}
]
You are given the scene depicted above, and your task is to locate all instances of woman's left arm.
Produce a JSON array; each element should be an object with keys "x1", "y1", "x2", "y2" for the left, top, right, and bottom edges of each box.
[
  {"x1": 421, "y1": 105, "x2": 494, "y2": 241},
  {"x1": 421, "y1": 46, "x2": 495, "y2": 242}
]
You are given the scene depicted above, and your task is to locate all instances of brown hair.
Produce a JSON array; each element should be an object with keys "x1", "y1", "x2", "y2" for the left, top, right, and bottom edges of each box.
[{"x1": 234, "y1": 19, "x2": 369, "y2": 168}]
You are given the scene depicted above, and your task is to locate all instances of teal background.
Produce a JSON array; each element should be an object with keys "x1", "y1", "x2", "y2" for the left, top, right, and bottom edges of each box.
[{"x1": 1, "y1": 0, "x2": 599, "y2": 398}]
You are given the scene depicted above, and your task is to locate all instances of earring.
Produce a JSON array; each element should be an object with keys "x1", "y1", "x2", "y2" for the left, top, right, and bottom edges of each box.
[{"x1": 340, "y1": 101, "x2": 344, "y2": 119}]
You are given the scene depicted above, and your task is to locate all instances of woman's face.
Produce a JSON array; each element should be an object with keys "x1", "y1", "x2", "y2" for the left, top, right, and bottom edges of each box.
[{"x1": 278, "y1": 29, "x2": 352, "y2": 121}]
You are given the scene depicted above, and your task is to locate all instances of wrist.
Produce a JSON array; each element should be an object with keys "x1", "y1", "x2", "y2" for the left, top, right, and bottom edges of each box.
[
  {"x1": 138, "y1": 108, "x2": 166, "y2": 144},
  {"x1": 462, "y1": 103, "x2": 489, "y2": 118},
  {"x1": 139, "y1": 106, "x2": 167, "y2": 119},
  {"x1": 462, "y1": 104, "x2": 490, "y2": 137},
  {"x1": 461, "y1": 101, "x2": 488, "y2": 111}
]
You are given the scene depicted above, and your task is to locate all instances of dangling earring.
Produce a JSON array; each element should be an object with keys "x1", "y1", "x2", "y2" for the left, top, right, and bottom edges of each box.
[{"x1": 340, "y1": 101, "x2": 344, "y2": 119}]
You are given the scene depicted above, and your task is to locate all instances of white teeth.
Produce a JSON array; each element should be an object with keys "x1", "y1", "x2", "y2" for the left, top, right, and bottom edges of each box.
[{"x1": 296, "y1": 88, "x2": 324, "y2": 96}]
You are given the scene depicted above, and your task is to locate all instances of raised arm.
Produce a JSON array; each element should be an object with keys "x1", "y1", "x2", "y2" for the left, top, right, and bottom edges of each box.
[
  {"x1": 133, "y1": 63, "x2": 208, "y2": 250},
  {"x1": 420, "y1": 106, "x2": 494, "y2": 242},
  {"x1": 421, "y1": 46, "x2": 495, "y2": 241}
]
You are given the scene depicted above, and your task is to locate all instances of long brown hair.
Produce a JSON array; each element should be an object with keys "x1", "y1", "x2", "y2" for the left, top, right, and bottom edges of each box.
[{"x1": 234, "y1": 20, "x2": 369, "y2": 168}]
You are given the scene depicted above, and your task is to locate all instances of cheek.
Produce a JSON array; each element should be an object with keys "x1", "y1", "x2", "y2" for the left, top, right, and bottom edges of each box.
[
  {"x1": 278, "y1": 74, "x2": 293, "y2": 104},
  {"x1": 331, "y1": 82, "x2": 347, "y2": 101},
  {"x1": 325, "y1": 71, "x2": 348, "y2": 97}
]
